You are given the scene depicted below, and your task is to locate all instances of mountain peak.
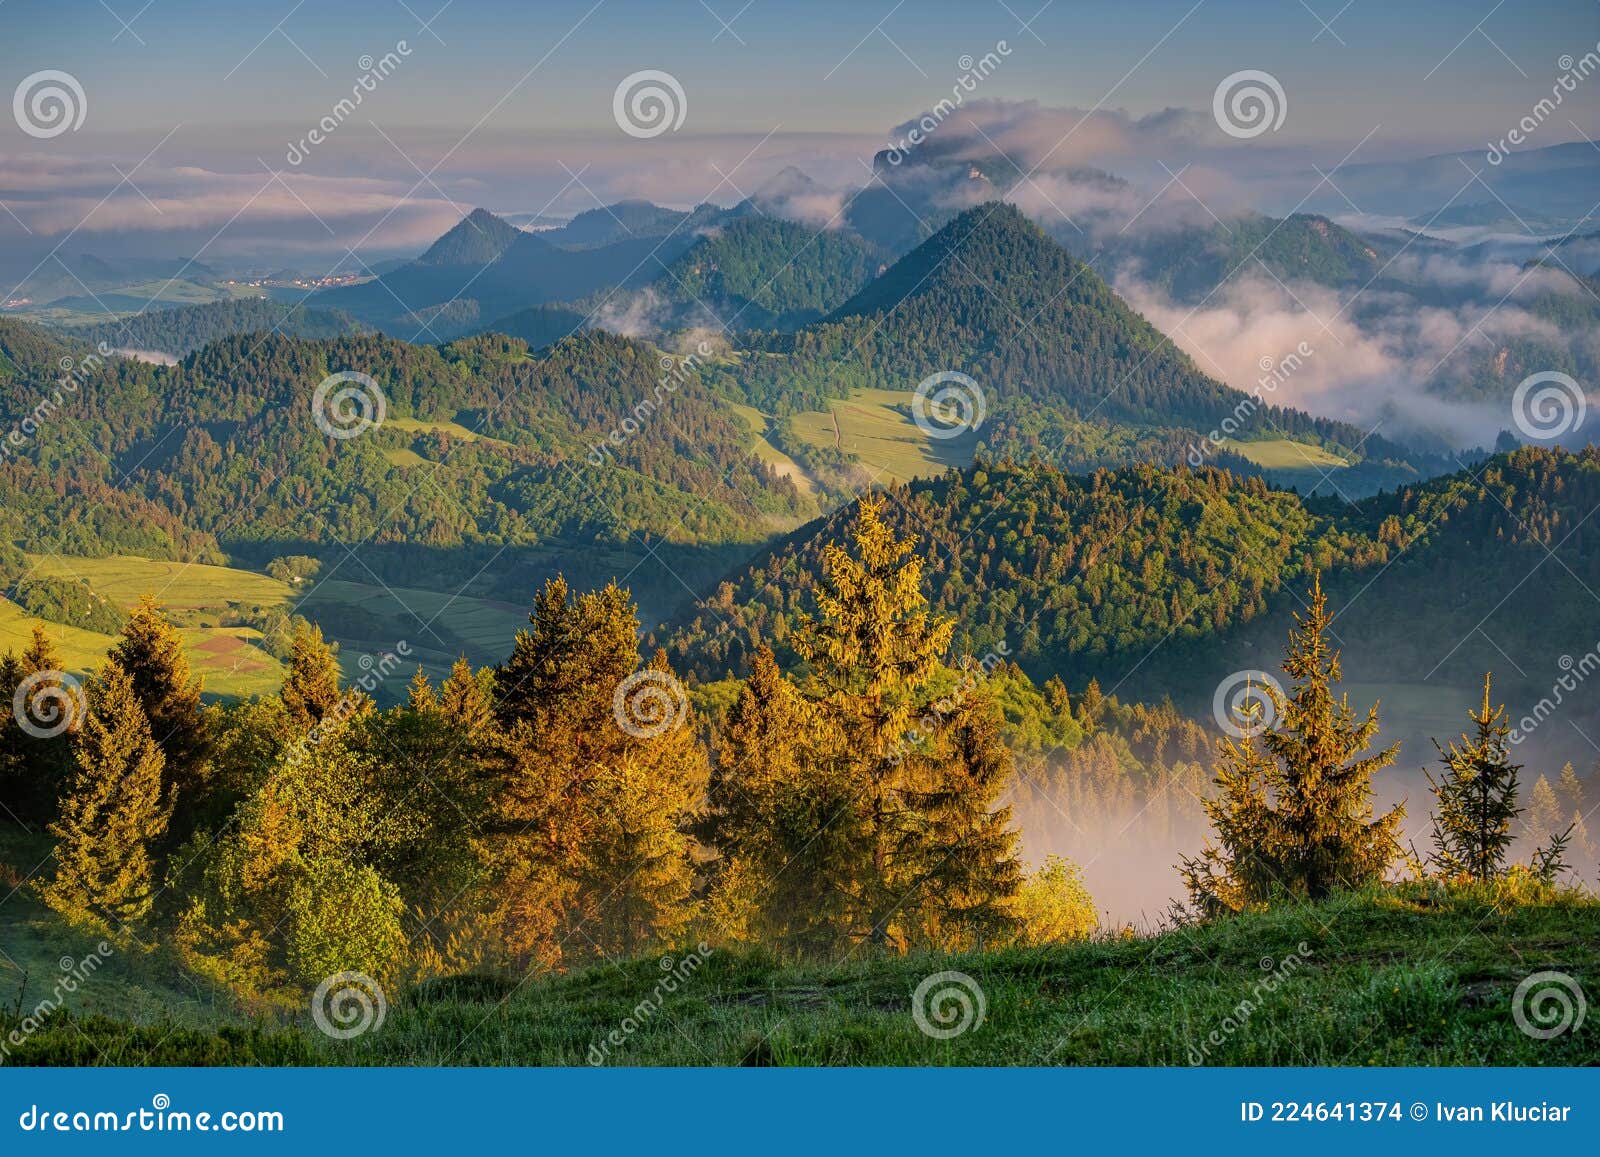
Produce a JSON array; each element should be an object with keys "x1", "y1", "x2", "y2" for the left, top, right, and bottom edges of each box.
[
  {"x1": 417, "y1": 209, "x2": 522, "y2": 266},
  {"x1": 828, "y1": 201, "x2": 1051, "y2": 319}
]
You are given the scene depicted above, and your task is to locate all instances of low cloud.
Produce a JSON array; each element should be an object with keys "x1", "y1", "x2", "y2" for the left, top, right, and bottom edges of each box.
[{"x1": 1117, "y1": 259, "x2": 1590, "y2": 449}]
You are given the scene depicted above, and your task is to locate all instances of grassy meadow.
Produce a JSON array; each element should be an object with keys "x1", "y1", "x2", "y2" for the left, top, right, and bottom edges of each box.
[
  {"x1": 2, "y1": 552, "x2": 533, "y2": 701},
  {"x1": 3, "y1": 864, "x2": 1594, "y2": 1066},
  {"x1": 786, "y1": 387, "x2": 975, "y2": 485}
]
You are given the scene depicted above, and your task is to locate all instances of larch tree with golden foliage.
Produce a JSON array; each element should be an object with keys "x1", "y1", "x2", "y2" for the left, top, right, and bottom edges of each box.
[{"x1": 42, "y1": 661, "x2": 174, "y2": 938}]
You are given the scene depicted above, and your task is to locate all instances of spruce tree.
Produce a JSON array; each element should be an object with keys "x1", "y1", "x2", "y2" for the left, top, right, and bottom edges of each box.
[
  {"x1": 0, "y1": 651, "x2": 29, "y2": 823},
  {"x1": 904, "y1": 689, "x2": 1024, "y2": 948},
  {"x1": 1555, "y1": 762, "x2": 1586, "y2": 817},
  {"x1": 790, "y1": 496, "x2": 1022, "y2": 949},
  {"x1": 1182, "y1": 575, "x2": 1403, "y2": 911},
  {"x1": 707, "y1": 645, "x2": 859, "y2": 953},
  {"x1": 280, "y1": 623, "x2": 345, "y2": 729},
  {"x1": 1425, "y1": 673, "x2": 1521, "y2": 881},
  {"x1": 1526, "y1": 774, "x2": 1563, "y2": 841},
  {"x1": 109, "y1": 594, "x2": 207, "y2": 834},
  {"x1": 439, "y1": 655, "x2": 496, "y2": 740},
  {"x1": 41, "y1": 661, "x2": 173, "y2": 936},
  {"x1": 482, "y1": 581, "x2": 703, "y2": 965},
  {"x1": 1180, "y1": 685, "x2": 1280, "y2": 916},
  {"x1": 1, "y1": 629, "x2": 81, "y2": 824}
]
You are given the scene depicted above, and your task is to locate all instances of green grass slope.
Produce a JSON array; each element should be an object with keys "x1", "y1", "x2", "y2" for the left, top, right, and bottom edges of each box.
[{"x1": 5, "y1": 887, "x2": 1594, "y2": 1066}]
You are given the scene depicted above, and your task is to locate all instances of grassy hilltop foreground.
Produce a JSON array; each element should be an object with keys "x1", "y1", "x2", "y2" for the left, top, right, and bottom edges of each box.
[{"x1": 5, "y1": 873, "x2": 1595, "y2": 1066}]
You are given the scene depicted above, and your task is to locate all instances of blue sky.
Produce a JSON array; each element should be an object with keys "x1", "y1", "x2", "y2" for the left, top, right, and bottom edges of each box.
[
  {"x1": 1, "y1": 0, "x2": 1596, "y2": 260},
  {"x1": 4, "y1": 0, "x2": 1591, "y2": 138}
]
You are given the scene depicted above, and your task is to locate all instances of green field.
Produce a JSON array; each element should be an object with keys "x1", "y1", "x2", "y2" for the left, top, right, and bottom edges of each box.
[
  {"x1": 787, "y1": 387, "x2": 974, "y2": 485},
  {"x1": 1233, "y1": 438, "x2": 1351, "y2": 471},
  {"x1": 381, "y1": 447, "x2": 431, "y2": 468},
  {"x1": 385, "y1": 417, "x2": 514, "y2": 447},
  {"x1": 729, "y1": 402, "x2": 818, "y2": 498},
  {"x1": 4, "y1": 874, "x2": 1594, "y2": 1066},
  {"x1": 0, "y1": 602, "x2": 124, "y2": 678},
  {"x1": 5, "y1": 554, "x2": 533, "y2": 701},
  {"x1": 16, "y1": 281, "x2": 260, "y2": 327}
]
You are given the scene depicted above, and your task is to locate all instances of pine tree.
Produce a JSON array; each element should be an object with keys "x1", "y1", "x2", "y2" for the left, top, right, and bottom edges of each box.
[
  {"x1": 109, "y1": 594, "x2": 207, "y2": 834},
  {"x1": 1181, "y1": 575, "x2": 1403, "y2": 911},
  {"x1": 41, "y1": 661, "x2": 174, "y2": 937},
  {"x1": 1425, "y1": 674, "x2": 1522, "y2": 881},
  {"x1": 280, "y1": 624, "x2": 345, "y2": 729}
]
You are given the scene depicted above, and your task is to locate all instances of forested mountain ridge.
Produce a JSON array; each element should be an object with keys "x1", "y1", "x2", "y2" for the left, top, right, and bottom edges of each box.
[
  {"x1": 715, "y1": 203, "x2": 1422, "y2": 475},
  {"x1": 0, "y1": 319, "x2": 809, "y2": 568},
  {"x1": 663, "y1": 445, "x2": 1600, "y2": 703},
  {"x1": 1069, "y1": 212, "x2": 1388, "y2": 303},
  {"x1": 416, "y1": 207, "x2": 525, "y2": 266},
  {"x1": 58, "y1": 299, "x2": 368, "y2": 358},
  {"x1": 654, "y1": 215, "x2": 882, "y2": 329}
]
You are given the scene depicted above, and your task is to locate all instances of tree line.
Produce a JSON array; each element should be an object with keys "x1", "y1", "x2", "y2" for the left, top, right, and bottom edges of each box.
[{"x1": 1, "y1": 497, "x2": 1592, "y2": 1014}]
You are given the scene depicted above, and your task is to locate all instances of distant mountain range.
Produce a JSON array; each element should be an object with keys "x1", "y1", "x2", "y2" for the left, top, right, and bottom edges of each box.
[{"x1": 1305, "y1": 141, "x2": 1600, "y2": 221}]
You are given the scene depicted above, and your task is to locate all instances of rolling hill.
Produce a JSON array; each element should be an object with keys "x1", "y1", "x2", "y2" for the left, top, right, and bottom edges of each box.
[
  {"x1": 1075, "y1": 212, "x2": 1389, "y2": 303},
  {"x1": 663, "y1": 445, "x2": 1600, "y2": 719}
]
